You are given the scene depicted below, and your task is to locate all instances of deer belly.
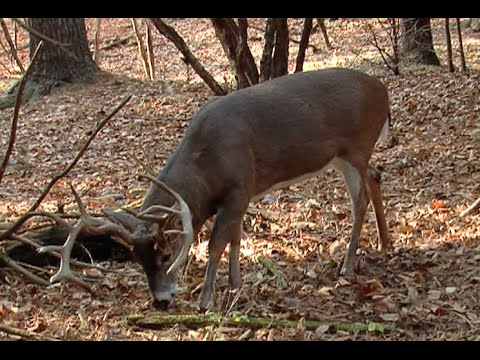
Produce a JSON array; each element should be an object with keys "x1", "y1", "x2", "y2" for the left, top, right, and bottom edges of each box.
[{"x1": 251, "y1": 159, "x2": 334, "y2": 203}]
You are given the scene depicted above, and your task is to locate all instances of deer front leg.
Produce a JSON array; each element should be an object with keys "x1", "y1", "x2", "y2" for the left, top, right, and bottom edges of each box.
[{"x1": 197, "y1": 195, "x2": 247, "y2": 310}]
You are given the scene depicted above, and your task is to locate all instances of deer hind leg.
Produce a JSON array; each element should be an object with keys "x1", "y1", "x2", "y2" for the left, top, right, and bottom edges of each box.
[
  {"x1": 332, "y1": 158, "x2": 369, "y2": 276},
  {"x1": 366, "y1": 166, "x2": 390, "y2": 252},
  {"x1": 228, "y1": 222, "x2": 243, "y2": 289}
]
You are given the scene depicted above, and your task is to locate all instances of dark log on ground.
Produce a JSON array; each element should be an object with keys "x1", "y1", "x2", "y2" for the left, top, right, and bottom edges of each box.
[{"x1": 3, "y1": 224, "x2": 132, "y2": 267}]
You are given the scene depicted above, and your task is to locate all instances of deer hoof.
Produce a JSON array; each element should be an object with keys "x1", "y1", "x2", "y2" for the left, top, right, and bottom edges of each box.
[{"x1": 197, "y1": 292, "x2": 214, "y2": 311}]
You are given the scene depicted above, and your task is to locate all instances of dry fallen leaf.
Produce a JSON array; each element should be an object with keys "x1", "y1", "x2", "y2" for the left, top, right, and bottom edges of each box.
[
  {"x1": 379, "y1": 313, "x2": 399, "y2": 322},
  {"x1": 1, "y1": 18, "x2": 479, "y2": 342},
  {"x1": 428, "y1": 290, "x2": 442, "y2": 301}
]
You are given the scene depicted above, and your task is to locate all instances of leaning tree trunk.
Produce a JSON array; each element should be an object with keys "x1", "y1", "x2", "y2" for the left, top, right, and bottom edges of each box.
[
  {"x1": 400, "y1": 18, "x2": 440, "y2": 66},
  {"x1": 27, "y1": 18, "x2": 98, "y2": 89}
]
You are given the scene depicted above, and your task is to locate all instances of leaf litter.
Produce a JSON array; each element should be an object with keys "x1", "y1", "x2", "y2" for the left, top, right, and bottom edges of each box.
[{"x1": 0, "y1": 18, "x2": 479, "y2": 340}]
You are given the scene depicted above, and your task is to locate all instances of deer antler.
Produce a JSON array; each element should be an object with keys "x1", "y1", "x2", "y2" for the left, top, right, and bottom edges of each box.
[
  {"x1": 137, "y1": 174, "x2": 194, "y2": 276},
  {"x1": 37, "y1": 184, "x2": 134, "y2": 293}
]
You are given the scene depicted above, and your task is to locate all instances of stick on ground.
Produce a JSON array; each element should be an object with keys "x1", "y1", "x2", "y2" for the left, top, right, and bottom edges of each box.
[{"x1": 128, "y1": 313, "x2": 394, "y2": 334}]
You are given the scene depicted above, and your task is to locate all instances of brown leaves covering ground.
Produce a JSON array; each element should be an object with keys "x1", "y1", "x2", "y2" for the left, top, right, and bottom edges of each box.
[{"x1": 0, "y1": 18, "x2": 479, "y2": 341}]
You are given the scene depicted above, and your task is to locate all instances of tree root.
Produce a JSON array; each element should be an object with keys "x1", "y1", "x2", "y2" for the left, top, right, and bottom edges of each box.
[
  {"x1": 0, "y1": 79, "x2": 47, "y2": 110},
  {"x1": 127, "y1": 313, "x2": 394, "y2": 334}
]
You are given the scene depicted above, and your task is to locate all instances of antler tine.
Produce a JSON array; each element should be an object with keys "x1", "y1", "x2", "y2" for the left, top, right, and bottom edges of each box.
[
  {"x1": 137, "y1": 204, "x2": 180, "y2": 223},
  {"x1": 38, "y1": 220, "x2": 95, "y2": 294},
  {"x1": 137, "y1": 174, "x2": 194, "y2": 275},
  {"x1": 38, "y1": 183, "x2": 133, "y2": 294},
  {"x1": 70, "y1": 183, "x2": 86, "y2": 215},
  {"x1": 72, "y1": 183, "x2": 133, "y2": 243}
]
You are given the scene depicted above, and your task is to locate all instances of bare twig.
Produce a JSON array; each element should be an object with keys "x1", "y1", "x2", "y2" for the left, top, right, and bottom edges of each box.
[
  {"x1": 0, "y1": 322, "x2": 60, "y2": 341},
  {"x1": 0, "y1": 43, "x2": 28, "y2": 57},
  {"x1": 461, "y1": 196, "x2": 480, "y2": 217},
  {"x1": 315, "y1": 18, "x2": 333, "y2": 50},
  {"x1": 0, "y1": 41, "x2": 43, "y2": 185},
  {"x1": 132, "y1": 18, "x2": 152, "y2": 80},
  {"x1": 148, "y1": 18, "x2": 226, "y2": 96},
  {"x1": 100, "y1": 35, "x2": 133, "y2": 50},
  {"x1": 12, "y1": 18, "x2": 79, "y2": 61},
  {"x1": 367, "y1": 20, "x2": 399, "y2": 75},
  {"x1": 0, "y1": 94, "x2": 132, "y2": 242},
  {"x1": 0, "y1": 251, "x2": 49, "y2": 286},
  {"x1": 145, "y1": 20, "x2": 155, "y2": 80},
  {"x1": 249, "y1": 23, "x2": 320, "y2": 53},
  {"x1": 28, "y1": 211, "x2": 72, "y2": 229},
  {"x1": 0, "y1": 18, "x2": 25, "y2": 72},
  {"x1": 127, "y1": 153, "x2": 156, "y2": 176}
]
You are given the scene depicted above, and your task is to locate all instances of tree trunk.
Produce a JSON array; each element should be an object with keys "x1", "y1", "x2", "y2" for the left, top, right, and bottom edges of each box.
[
  {"x1": 400, "y1": 18, "x2": 440, "y2": 66},
  {"x1": 315, "y1": 18, "x2": 333, "y2": 49},
  {"x1": 0, "y1": 18, "x2": 98, "y2": 109},
  {"x1": 259, "y1": 18, "x2": 275, "y2": 83},
  {"x1": 445, "y1": 18, "x2": 454, "y2": 72},
  {"x1": 455, "y1": 18, "x2": 467, "y2": 72},
  {"x1": 272, "y1": 18, "x2": 289, "y2": 78},
  {"x1": 26, "y1": 18, "x2": 98, "y2": 89},
  {"x1": 295, "y1": 18, "x2": 313, "y2": 73},
  {"x1": 210, "y1": 18, "x2": 258, "y2": 89}
]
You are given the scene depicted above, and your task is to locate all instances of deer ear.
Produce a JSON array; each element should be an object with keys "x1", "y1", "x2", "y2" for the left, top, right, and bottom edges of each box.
[{"x1": 102, "y1": 210, "x2": 142, "y2": 233}]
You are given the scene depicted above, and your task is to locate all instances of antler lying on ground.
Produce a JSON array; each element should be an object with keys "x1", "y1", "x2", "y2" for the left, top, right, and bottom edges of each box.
[
  {"x1": 0, "y1": 94, "x2": 132, "y2": 290},
  {"x1": 37, "y1": 184, "x2": 134, "y2": 294}
]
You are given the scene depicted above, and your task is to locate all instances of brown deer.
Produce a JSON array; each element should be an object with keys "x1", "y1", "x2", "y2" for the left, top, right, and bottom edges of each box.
[{"x1": 39, "y1": 68, "x2": 391, "y2": 310}]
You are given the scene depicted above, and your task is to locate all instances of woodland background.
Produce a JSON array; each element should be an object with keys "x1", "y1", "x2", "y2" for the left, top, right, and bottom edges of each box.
[{"x1": 0, "y1": 18, "x2": 479, "y2": 340}]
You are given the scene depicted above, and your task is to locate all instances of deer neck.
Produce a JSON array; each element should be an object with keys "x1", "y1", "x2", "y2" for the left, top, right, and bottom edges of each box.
[{"x1": 141, "y1": 161, "x2": 212, "y2": 234}]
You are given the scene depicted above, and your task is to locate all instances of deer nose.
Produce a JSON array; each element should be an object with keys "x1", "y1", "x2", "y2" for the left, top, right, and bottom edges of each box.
[{"x1": 152, "y1": 299, "x2": 171, "y2": 310}]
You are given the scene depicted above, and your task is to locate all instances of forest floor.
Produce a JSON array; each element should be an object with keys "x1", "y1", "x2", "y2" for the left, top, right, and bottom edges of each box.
[{"x1": 0, "y1": 18, "x2": 479, "y2": 341}]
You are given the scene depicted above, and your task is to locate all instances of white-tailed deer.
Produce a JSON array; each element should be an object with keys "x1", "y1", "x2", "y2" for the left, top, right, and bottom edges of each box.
[{"x1": 40, "y1": 68, "x2": 391, "y2": 310}]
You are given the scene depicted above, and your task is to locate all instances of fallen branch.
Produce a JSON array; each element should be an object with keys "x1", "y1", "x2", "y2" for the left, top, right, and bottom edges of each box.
[
  {"x1": 101, "y1": 35, "x2": 134, "y2": 51},
  {"x1": 0, "y1": 94, "x2": 132, "y2": 242},
  {"x1": 0, "y1": 252, "x2": 49, "y2": 286},
  {"x1": 128, "y1": 313, "x2": 394, "y2": 334},
  {"x1": 461, "y1": 196, "x2": 480, "y2": 217},
  {"x1": 0, "y1": 321, "x2": 60, "y2": 341}
]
